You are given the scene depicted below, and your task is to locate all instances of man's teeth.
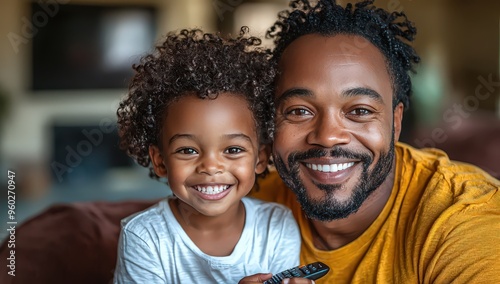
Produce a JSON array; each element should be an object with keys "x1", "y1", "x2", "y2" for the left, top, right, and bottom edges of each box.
[
  {"x1": 194, "y1": 185, "x2": 230, "y2": 195},
  {"x1": 306, "y1": 162, "x2": 355, "y2": 173}
]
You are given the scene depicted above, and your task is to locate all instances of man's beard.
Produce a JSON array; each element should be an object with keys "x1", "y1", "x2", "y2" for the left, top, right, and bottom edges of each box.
[{"x1": 273, "y1": 135, "x2": 395, "y2": 222}]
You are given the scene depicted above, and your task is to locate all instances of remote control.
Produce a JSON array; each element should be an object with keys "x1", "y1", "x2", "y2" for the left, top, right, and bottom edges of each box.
[{"x1": 263, "y1": 261, "x2": 330, "y2": 284}]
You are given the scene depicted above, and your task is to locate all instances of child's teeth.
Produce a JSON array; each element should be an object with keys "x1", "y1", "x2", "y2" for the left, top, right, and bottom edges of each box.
[{"x1": 195, "y1": 185, "x2": 229, "y2": 195}]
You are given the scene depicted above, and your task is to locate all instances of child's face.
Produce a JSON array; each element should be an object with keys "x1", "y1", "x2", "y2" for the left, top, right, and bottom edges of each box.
[{"x1": 149, "y1": 92, "x2": 269, "y2": 217}]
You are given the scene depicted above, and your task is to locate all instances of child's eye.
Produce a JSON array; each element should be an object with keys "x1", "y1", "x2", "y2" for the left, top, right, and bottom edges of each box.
[
  {"x1": 176, "y1": 148, "x2": 198, "y2": 155},
  {"x1": 225, "y1": 147, "x2": 244, "y2": 154}
]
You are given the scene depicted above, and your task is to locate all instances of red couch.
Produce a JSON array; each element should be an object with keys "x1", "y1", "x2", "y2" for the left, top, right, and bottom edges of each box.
[{"x1": 0, "y1": 200, "x2": 158, "y2": 284}]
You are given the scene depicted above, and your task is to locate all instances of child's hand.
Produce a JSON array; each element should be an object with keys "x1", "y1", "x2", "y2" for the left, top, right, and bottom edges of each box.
[
  {"x1": 238, "y1": 274, "x2": 316, "y2": 284},
  {"x1": 279, "y1": 279, "x2": 316, "y2": 284},
  {"x1": 238, "y1": 273, "x2": 272, "y2": 283}
]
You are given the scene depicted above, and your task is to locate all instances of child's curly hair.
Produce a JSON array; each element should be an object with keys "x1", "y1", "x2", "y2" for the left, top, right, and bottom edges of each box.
[{"x1": 117, "y1": 27, "x2": 276, "y2": 180}]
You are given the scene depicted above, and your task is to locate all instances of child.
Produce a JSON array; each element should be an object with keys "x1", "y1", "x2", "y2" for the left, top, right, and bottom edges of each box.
[{"x1": 113, "y1": 27, "x2": 300, "y2": 283}]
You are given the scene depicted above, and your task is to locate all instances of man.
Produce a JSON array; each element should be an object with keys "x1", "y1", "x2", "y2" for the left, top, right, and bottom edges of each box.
[{"x1": 243, "y1": 0, "x2": 500, "y2": 283}]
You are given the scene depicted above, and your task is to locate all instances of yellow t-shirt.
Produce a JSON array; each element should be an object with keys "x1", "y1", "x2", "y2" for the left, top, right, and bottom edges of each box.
[{"x1": 252, "y1": 142, "x2": 500, "y2": 283}]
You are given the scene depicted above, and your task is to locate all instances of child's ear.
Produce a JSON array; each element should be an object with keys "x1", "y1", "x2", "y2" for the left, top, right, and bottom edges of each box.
[
  {"x1": 149, "y1": 145, "x2": 168, "y2": 177},
  {"x1": 255, "y1": 144, "x2": 271, "y2": 175}
]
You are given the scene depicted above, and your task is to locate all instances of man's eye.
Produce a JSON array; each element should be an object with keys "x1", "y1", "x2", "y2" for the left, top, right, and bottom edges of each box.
[
  {"x1": 286, "y1": 108, "x2": 312, "y2": 116},
  {"x1": 225, "y1": 147, "x2": 244, "y2": 154},
  {"x1": 176, "y1": 148, "x2": 197, "y2": 155},
  {"x1": 349, "y1": 108, "x2": 372, "y2": 116}
]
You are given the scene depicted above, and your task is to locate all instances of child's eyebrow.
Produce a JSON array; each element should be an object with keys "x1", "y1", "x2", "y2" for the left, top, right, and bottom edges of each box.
[
  {"x1": 168, "y1": 133, "x2": 253, "y2": 144},
  {"x1": 222, "y1": 133, "x2": 253, "y2": 143},
  {"x1": 168, "y1": 134, "x2": 196, "y2": 145}
]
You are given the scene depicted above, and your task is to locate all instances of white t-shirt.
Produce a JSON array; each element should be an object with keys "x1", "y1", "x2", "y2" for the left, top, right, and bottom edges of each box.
[{"x1": 114, "y1": 197, "x2": 301, "y2": 283}]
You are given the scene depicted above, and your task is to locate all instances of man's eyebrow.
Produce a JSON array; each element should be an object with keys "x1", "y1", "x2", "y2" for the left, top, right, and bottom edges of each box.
[
  {"x1": 276, "y1": 88, "x2": 313, "y2": 106},
  {"x1": 342, "y1": 87, "x2": 385, "y2": 105}
]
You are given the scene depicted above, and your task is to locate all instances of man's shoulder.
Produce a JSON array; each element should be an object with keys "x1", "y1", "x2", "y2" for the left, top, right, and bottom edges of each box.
[
  {"x1": 396, "y1": 145, "x2": 500, "y2": 282},
  {"x1": 396, "y1": 142, "x2": 500, "y2": 190},
  {"x1": 395, "y1": 143, "x2": 500, "y2": 223}
]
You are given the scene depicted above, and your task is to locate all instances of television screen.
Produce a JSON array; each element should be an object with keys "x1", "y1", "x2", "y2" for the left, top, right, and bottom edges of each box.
[
  {"x1": 51, "y1": 123, "x2": 135, "y2": 184},
  {"x1": 31, "y1": 3, "x2": 157, "y2": 91}
]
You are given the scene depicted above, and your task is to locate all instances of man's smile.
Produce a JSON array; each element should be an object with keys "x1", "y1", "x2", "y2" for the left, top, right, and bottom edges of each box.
[
  {"x1": 301, "y1": 160, "x2": 361, "y2": 187},
  {"x1": 305, "y1": 161, "x2": 355, "y2": 173}
]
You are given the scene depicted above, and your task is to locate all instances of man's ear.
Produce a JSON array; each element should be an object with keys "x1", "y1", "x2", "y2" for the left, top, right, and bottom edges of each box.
[
  {"x1": 393, "y1": 102, "x2": 404, "y2": 142},
  {"x1": 255, "y1": 144, "x2": 271, "y2": 175},
  {"x1": 149, "y1": 145, "x2": 168, "y2": 177}
]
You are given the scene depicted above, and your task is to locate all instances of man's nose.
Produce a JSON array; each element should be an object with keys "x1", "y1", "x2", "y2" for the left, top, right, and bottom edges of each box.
[{"x1": 306, "y1": 112, "x2": 351, "y2": 148}]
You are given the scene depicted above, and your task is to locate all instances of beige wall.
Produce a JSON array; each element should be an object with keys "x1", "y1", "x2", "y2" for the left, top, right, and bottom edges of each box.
[
  {"x1": 0, "y1": 0, "x2": 215, "y2": 165},
  {"x1": 1, "y1": 0, "x2": 499, "y2": 169}
]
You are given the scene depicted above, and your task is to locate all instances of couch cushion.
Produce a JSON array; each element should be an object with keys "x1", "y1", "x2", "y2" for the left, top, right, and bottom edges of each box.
[{"x1": 0, "y1": 199, "x2": 159, "y2": 284}]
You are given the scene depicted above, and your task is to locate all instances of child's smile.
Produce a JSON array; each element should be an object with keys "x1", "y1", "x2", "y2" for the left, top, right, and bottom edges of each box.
[
  {"x1": 150, "y1": 92, "x2": 269, "y2": 217},
  {"x1": 193, "y1": 184, "x2": 231, "y2": 195},
  {"x1": 190, "y1": 183, "x2": 233, "y2": 200}
]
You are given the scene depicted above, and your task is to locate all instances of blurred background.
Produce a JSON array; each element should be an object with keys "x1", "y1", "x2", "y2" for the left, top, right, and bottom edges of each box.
[{"x1": 0, "y1": 0, "x2": 499, "y2": 240}]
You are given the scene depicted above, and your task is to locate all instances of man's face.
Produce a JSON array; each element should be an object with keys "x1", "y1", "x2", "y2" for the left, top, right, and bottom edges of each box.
[{"x1": 273, "y1": 34, "x2": 403, "y2": 221}]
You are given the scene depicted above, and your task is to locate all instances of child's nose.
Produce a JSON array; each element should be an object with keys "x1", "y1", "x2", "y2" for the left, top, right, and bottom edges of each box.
[{"x1": 196, "y1": 152, "x2": 224, "y2": 175}]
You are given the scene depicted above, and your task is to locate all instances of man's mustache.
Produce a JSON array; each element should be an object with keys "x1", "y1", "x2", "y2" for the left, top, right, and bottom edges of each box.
[{"x1": 287, "y1": 147, "x2": 372, "y2": 165}]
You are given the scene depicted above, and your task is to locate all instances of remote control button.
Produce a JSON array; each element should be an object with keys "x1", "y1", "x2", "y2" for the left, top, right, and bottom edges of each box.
[
  {"x1": 270, "y1": 276, "x2": 279, "y2": 284},
  {"x1": 299, "y1": 266, "x2": 308, "y2": 273}
]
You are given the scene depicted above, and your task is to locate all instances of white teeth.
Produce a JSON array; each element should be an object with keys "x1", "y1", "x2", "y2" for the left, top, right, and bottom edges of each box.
[
  {"x1": 306, "y1": 162, "x2": 355, "y2": 173},
  {"x1": 194, "y1": 185, "x2": 229, "y2": 195}
]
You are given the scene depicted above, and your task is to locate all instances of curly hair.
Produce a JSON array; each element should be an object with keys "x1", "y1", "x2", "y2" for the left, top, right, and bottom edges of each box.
[
  {"x1": 267, "y1": 0, "x2": 420, "y2": 109},
  {"x1": 117, "y1": 27, "x2": 276, "y2": 179}
]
